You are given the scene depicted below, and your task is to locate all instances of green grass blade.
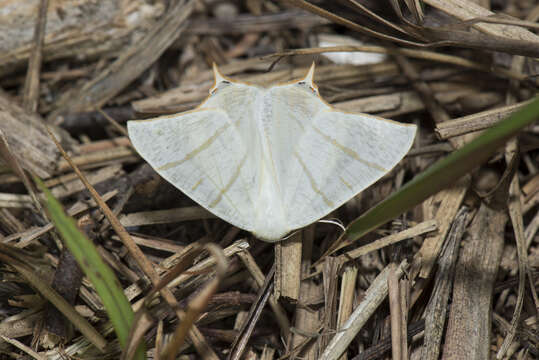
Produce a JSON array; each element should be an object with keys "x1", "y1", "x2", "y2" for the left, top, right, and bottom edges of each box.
[
  {"x1": 36, "y1": 178, "x2": 145, "y2": 359},
  {"x1": 343, "y1": 97, "x2": 539, "y2": 244}
]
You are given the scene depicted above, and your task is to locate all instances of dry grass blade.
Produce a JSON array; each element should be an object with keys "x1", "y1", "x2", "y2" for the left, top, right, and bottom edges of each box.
[
  {"x1": 287, "y1": 0, "x2": 539, "y2": 57},
  {"x1": 22, "y1": 0, "x2": 48, "y2": 112},
  {"x1": 155, "y1": 320, "x2": 164, "y2": 360},
  {"x1": 336, "y1": 264, "x2": 357, "y2": 360},
  {"x1": 0, "y1": 244, "x2": 107, "y2": 351},
  {"x1": 46, "y1": 127, "x2": 220, "y2": 359},
  {"x1": 388, "y1": 263, "x2": 405, "y2": 360},
  {"x1": 55, "y1": 147, "x2": 136, "y2": 173},
  {"x1": 0, "y1": 1, "x2": 163, "y2": 77},
  {"x1": 46, "y1": 128, "x2": 155, "y2": 286},
  {"x1": 281, "y1": 0, "x2": 430, "y2": 47},
  {"x1": 335, "y1": 219, "x2": 437, "y2": 266},
  {"x1": 423, "y1": 24, "x2": 539, "y2": 58},
  {"x1": 320, "y1": 260, "x2": 408, "y2": 360},
  {"x1": 454, "y1": 14, "x2": 539, "y2": 31},
  {"x1": 96, "y1": 108, "x2": 129, "y2": 137},
  {"x1": 36, "y1": 177, "x2": 144, "y2": 356},
  {"x1": 120, "y1": 206, "x2": 215, "y2": 227},
  {"x1": 274, "y1": 231, "x2": 302, "y2": 300},
  {"x1": 288, "y1": 225, "x2": 319, "y2": 359},
  {"x1": 348, "y1": 0, "x2": 416, "y2": 38},
  {"x1": 413, "y1": 177, "x2": 469, "y2": 282},
  {"x1": 142, "y1": 244, "x2": 204, "y2": 300},
  {"x1": 2, "y1": 1, "x2": 538, "y2": 358},
  {"x1": 184, "y1": 10, "x2": 330, "y2": 35},
  {"x1": 320, "y1": 257, "x2": 340, "y2": 353},
  {"x1": 421, "y1": 207, "x2": 468, "y2": 360},
  {"x1": 4, "y1": 190, "x2": 116, "y2": 248},
  {"x1": 236, "y1": 249, "x2": 291, "y2": 338},
  {"x1": 402, "y1": 0, "x2": 424, "y2": 23},
  {"x1": 161, "y1": 244, "x2": 229, "y2": 360},
  {"x1": 49, "y1": 0, "x2": 196, "y2": 117},
  {"x1": 0, "y1": 130, "x2": 41, "y2": 211},
  {"x1": 228, "y1": 264, "x2": 275, "y2": 360},
  {"x1": 159, "y1": 240, "x2": 249, "y2": 292},
  {"x1": 420, "y1": 0, "x2": 539, "y2": 58},
  {"x1": 393, "y1": 50, "x2": 450, "y2": 125},
  {"x1": 263, "y1": 46, "x2": 526, "y2": 82},
  {"x1": 436, "y1": 99, "x2": 535, "y2": 139},
  {"x1": 442, "y1": 203, "x2": 506, "y2": 358},
  {"x1": 497, "y1": 139, "x2": 527, "y2": 359},
  {"x1": 0, "y1": 335, "x2": 47, "y2": 360},
  {"x1": 424, "y1": 0, "x2": 539, "y2": 40},
  {"x1": 121, "y1": 310, "x2": 154, "y2": 360},
  {"x1": 0, "y1": 93, "x2": 64, "y2": 178}
]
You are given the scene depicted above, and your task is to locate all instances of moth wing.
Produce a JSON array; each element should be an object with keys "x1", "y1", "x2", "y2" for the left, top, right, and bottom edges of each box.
[
  {"x1": 263, "y1": 84, "x2": 327, "y2": 198},
  {"x1": 281, "y1": 108, "x2": 416, "y2": 230},
  {"x1": 127, "y1": 108, "x2": 257, "y2": 232}
]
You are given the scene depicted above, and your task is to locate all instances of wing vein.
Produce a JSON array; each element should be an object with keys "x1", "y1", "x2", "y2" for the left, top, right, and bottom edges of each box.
[
  {"x1": 312, "y1": 123, "x2": 387, "y2": 172},
  {"x1": 157, "y1": 121, "x2": 230, "y2": 171},
  {"x1": 209, "y1": 152, "x2": 248, "y2": 210},
  {"x1": 293, "y1": 151, "x2": 334, "y2": 208}
]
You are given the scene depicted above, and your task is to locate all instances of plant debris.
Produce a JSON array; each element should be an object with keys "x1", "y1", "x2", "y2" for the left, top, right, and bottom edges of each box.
[{"x1": 0, "y1": 1, "x2": 538, "y2": 359}]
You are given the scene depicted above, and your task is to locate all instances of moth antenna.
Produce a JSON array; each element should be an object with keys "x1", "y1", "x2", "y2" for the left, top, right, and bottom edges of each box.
[{"x1": 304, "y1": 62, "x2": 316, "y2": 87}]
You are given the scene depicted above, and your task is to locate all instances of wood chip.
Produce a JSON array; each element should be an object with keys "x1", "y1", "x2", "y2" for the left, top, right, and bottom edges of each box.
[
  {"x1": 320, "y1": 260, "x2": 408, "y2": 360},
  {"x1": 442, "y1": 203, "x2": 506, "y2": 358},
  {"x1": 435, "y1": 99, "x2": 533, "y2": 139},
  {"x1": 274, "y1": 231, "x2": 302, "y2": 301}
]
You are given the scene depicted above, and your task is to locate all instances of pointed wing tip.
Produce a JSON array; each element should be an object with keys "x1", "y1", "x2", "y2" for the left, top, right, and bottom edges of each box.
[
  {"x1": 304, "y1": 62, "x2": 316, "y2": 86},
  {"x1": 212, "y1": 62, "x2": 225, "y2": 83},
  {"x1": 126, "y1": 120, "x2": 136, "y2": 133}
]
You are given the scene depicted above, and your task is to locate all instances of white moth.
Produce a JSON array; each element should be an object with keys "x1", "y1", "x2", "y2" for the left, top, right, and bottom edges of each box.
[{"x1": 128, "y1": 64, "x2": 416, "y2": 242}]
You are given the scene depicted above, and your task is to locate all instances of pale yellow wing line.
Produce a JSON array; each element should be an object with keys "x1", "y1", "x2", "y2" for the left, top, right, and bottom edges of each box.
[
  {"x1": 157, "y1": 121, "x2": 231, "y2": 171},
  {"x1": 312, "y1": 123, "x2": 387, "y2": 172}
]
